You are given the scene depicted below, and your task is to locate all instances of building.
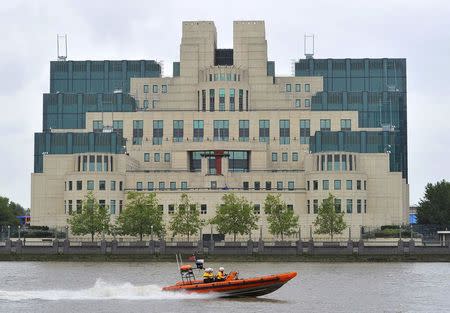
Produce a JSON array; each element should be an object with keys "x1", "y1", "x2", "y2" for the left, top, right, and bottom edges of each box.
[{"x1": 31, "y1": 21, "x2": 409, "y2": 240}]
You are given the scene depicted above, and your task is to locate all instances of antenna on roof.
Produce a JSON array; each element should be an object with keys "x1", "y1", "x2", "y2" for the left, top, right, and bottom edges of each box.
[
  {"x1": 57, "y1": 34, "x2": 68, "y2": 61},
  {"x1": 304, "y1": 34, "x2": 314, "y2": 59}
]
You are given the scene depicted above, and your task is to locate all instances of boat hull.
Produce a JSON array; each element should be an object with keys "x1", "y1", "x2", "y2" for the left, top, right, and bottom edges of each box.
[{"x1": 162, "y1": 272, "x2": 297, "y2": 297}]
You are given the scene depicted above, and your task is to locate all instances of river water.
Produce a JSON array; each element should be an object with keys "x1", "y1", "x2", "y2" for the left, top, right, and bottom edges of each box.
[{"x1": 0, "y1": 261, "x2": 449, "y2": 313}]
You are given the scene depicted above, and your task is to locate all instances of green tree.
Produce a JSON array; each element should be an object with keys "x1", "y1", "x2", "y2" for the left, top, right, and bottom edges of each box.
[
  {"x1": 264, "y1": 194, "x2": 299, "y2": 241},
  {"x1": 0, "y1": 197, "x2": 19, "y2": 226},
  {"x1": 314, "y1": 194, "x2": 347, "y2": 239},
  {"x1": 117, "y1": 192, "x2": 165, "y2": 241},
  {"x1": 211, "y1": 193, "x2": 259, "y2": 241},
  {"x1": 169, "y1": 193, "x2": 203, "y2": 241},
  {"x1": 417, "y1": 180, "x2": 450, "y2": 226},
  {"x1": 68, "y1": 192, "x2": 110, "y2": 242}
]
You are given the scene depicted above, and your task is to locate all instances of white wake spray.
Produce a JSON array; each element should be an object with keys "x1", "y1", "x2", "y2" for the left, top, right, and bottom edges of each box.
[{"x1": 0, "y1": 278, "x2": 216, "y2": 301}]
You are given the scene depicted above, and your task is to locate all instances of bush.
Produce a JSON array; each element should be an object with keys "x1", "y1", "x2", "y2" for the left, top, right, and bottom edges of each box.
[{"x1": 380, "y1": 225, "x2": 400, "y2": 230}]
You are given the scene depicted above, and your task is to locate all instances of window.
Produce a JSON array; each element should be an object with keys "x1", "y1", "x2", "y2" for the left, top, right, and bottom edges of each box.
[
  {"x1": 93, "y1": 120, "x2": 103, "y2": 132},
  {"x1": 154, "y1": 153, "x2": 160, "y2": 162},
  {"x1": 259, "y1": 120, "x2": 270, "y2": 142},
  {"x1": 246, "y1": 90, "x2": 249, "y2": 111},
  {"x1": 304, "y1": 99, "x2": 311, "y2": 107},
  {"x1": 265, "y1": 181, "x2": 272, "y2": 190},
  {"x1": 76, "y1": 180, "x2": 82, "y2": 190},
  {"x1": 210, "y1": 181, "x2": 217, "y2": 190},
  {"x1": 201, "y1": 204, "x2": 207, "y2": 215},
  {"x1": 239, "y1": 120, "x2": 249, "y2": 142},
  {"x1": 111, "y1": 180, "x2": 116, "y2": 191},
  {"x1": 147, "y1": 182, "x2": 154, "y2": 191},
  {"x1": 219, "y1": 88, "x2": 225, "y2": 111},
  {"x1": 287, "y1": 204, "x2": 294, "y2": 212},
  {"x1": 213, "y1": 120, "x2": 229, "y2": 141},
  {"x1": 254, "y1": 181, "x2": 260, "y2": 190},
  {"x1": 110, "y1": 200, "x2": 116, "y2": 214},
  {"x1": 136, "y1": 182, "x2": 143, "y2": 191},
  {"x1": 288, "y1": 181, "x2": 295, "y2": 190},
  {"x1": 143, "y1": 100, "x2": 149, "y2": 109},
  {"x1": 300, "y1": 119, "x2": 310, "y2": 144},
  {"x1": 307, "y1": 181, "x2": 310, "y2": 190},
  {"x1": 76, "y1": 200, "x2": 82, "y2": 214},
  {"x1": 144, "y1": 85, "x2": 149, "y2": 93},
  {"x1": 295, "y1": 84, "x2": 301, "y2": 92},
  {"x1": 152, "y1": 84, "x2": 158, "y2": 93},
  {"x1": 181, "y1": 181, "x2": 188, "y2": 190},
  {"x1": 295, "y1": 99, "x2": 301, "y2": 108},
  {"x1": 119, "y1": 181, "x2": 123, "y2": 191},
  {"x1": 282, "y1": 152, "x2": 288, "y2": 162},
  {"x1": 98, "y1": 180, "x2": 105, "y2": 191},
  {"x1": 292, "y1": 152, "x2": 299, "y2": 161},
  {"x1": 346, "y1": 180, "x2": 353, "y2": 190},
  {"x1": 307, "y1": 200, "x2": 310, "y2": 214},
  {"x1": 357, "y1": 180, "x2": 362, "y2": 190},
  {"x1": 277, "y1": 181, "x2": 283, "y2": 190},
  {"x1": 153, "y1": 120, "x2": 163, "y2": 145},
  {"x1": 334, "y1": 180, "x2": 341, "y2": 190},
  {"x1": 323, "y1": 180, "x2": 329, "y2": 190},
  {"x1": 152, "y1": 100, "x2": 158, "y2": 108},
  {"x1": 119, "y1": 200, "x2": 123, "y2": 214},
  {"x1": 201, "y1": 90, "x2": 206, "y2": 111},
  {"x1": 113, "y1": 120, "x2": 123, "y2": 137},
  {"x1": 87, "y1": 180, "x2": 94, "y2": 190},
  {"x1": 96, "y1": 155, "x2": 102, "y2": 171},
  {"x1": 279, "y1": 120, "x2": 290, "y2": 144},
  {"x1": 285, "y1": 84, "x2": 291, "y2": 92},
  {"x1": 334, "y1": 155, "x2": 340, "y2": 171},
  {"x1": 313, "y1": 180, "x2": 318, "y2": 190},
  {"x1": 193, "y1": 120, "x2": 204, "y2": 142},
  {"x1": 168, "y1": 204, "x2": 175, "y2": 215},
  {"x1": 364, "y1": 199, "x2": 367, "y2": 213},
  {"x1": 133, "y1": 120, "x2": 143, "y2": 145},
  {"x1": 238, "y1": 89, "x2": 244, "y2": 111},
  {"x1": 349, "y1": 154, "x2": 353, "y2": 171},
  {"x1": 272, "y1": 152, "x2": 278, "y2": 162},
  {"x1": 209, "y1": 89, "x2": 215, "y2": 111},
  {"x1": 254, "y1": 204, "x2": 260, "y2": 215},
  {"x1": 99, "y1": 200, "x2": 105, "y2": 209},
  {"x1": 82, "y1": 156, "x2": 87, "y2": 171},
  {"x1": 159, "y1": 182, "x2": 165, "y2": 190},
  {"x1": 162, "y1": 84, "x2": 167, "y2": 93},
  {"x1": 170, "y1": 182, "x2": 176, "y2": 190},
  {"x1": 341, "y1": 119, "x2": 351, "y2": 131},
  {"x1": 89, "y1": 155, "x2": 95, "y2": 171},
  {"x1": 357, "y1": 199, "x2": 362, "y2": 213},
  {"x1": 158, "y1": 204, "x2": 164, "y2": 214},
  {"x1": 243, "y1": 181, "x2": 249, "y2": 190},
  {"x1": 313, "y1": 199, "x2": 318, "y2": 214},
  {"x1": 68, "y1": 200, "x2": 73, "y2": 215},
  {"x1": 144, "y1": 153, "x2": 150, "y2": 162},
  {"x1": 173, "y1": 120, "x2": 184, "y2": 142},
  {"x1": 164, "y1": 153, "x2": 171, "y2": 162},
  {"x1": 342, "y1": 155, "x2": 347, "y2": 170},
  {"x1": 327, "y1": 154, "x2": 333, "y2": 171},
  {"x1": 104, "y1": 155, "x2": 109, "y2": 172},
  {"x1": 320, "y1": 119, "x2": 331, "y2": 131},
  {"x1": 228, "y1": 151, "x2": 249, "y2": 172},
  {"x1": 335, "y1": 199, "x2": 342, "y2": 213},
  {"x1": 346, "y1": 199, "x2": 353, "y2": 213},
  {"x1": 229, "y1": 89, "x2": 235, "y2": 111},
  {"x1": 305, "y1": 84, "x2": 310, "y2": 92},
  {"x1": 364, "y1": 180, "x2": 367, "y2": 190}
]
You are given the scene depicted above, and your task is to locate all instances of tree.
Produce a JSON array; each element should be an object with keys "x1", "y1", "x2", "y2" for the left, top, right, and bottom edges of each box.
[
  {"x1": 117, "y1": 192, "x2": 165, "y2": 241},
  {"x1": 68, "y1": 192, "x2": 110, "y2": 242},
  {"x1": 264, "y1": 194, "x2": 299, "y2": 241},
  {"x1": 417, "y1": 180, "x2": 450, "y2": 226},
  {"x1": 0, "y1": 197, "x2": 20, "y2": 226},
  {"x1": 314, "y1": 194, "x2": 347, "y2": 239},
  {"x1": 169, "y1": 193, "x2": 203, "y2": 241},
  {"x1": 211, "y1": 193, "x2": 259, "y2": 241}
]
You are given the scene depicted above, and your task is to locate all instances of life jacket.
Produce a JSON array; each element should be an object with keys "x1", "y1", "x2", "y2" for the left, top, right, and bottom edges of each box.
[
  {"x1": 216, "y1": 271, "x2": 225, "y2": 280},
  {"x1": 203, "y1": 272, "x2": 213, "y2": 279}
]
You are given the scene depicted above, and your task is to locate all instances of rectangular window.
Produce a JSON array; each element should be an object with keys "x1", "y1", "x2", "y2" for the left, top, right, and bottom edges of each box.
[
  {"x1": 282, "y1": 152, "x2": 288, "y2": 162},
  {"x1": 202, "y1": 90, "x2": 206, "y2": 111},
  {"x1": 272, "y1": 152, "x2": 278, "y2": 162},
  {"x1": 209, "y1": 89, "x2": 215, "y2": 112},
  {"x1": 334, "y1": 180, "x2": 341, "y2": 190},
  {"x1": 144, "y1": 85, "x2": 149, "y2": 93},
  {"x1": 173, "y1": 120, "x2": 183, "y2": 142},
  {"x1": 313, "y1": 180, "x2": 318, "y2": 190},
  {"x1": 162, "y1": 84, "x2": 167, "y2": 93},
  {"x1": 313, "y1": 199, "x2": 318, "y2": 214},
  {"x1": 96, "y1": 155, "x2": 102, "y2": 171},
  {"x1": 201, "y1": 204, "x2": 207, "y2": 215},
  {"x1": 168, "y1": 204, "x2": 175, "y2": 215},
  {"x1": 246, "y1": 90, "x2": 249, "y2": 111},
  {"x1": 265, "y1": 181, "x2": 272, "y2": 190},
  {"x1": 82, "y1": 156, "x2": 87, "y2": 171},
  {"x1": 89, "y1": 155, "x2": 95, "y2": 171},
  {"x1": 259, "y1": 120, "x2": 270, "y2": 142},
  {"x1": 364, "y1": 200, "x2": 367, "y2": 213},
  {"x1": 144, "y1": 153, "x2": 150, "y2": 162},
  {"x1": 93, "y1": 120, "x2": 103, "y2": 132},
  {"x1": 213, "y1": 120, "x2": 229, "y2": 141},
  {"x1": 346, "y1": 199, "x2": 353, "y2": 213},
  {"x1": 111, "y1": 180, "x2": 116, "y2": 191},
  {"x1": 152, "y1": 100, "x2": 158, "y2": 108},
  {"x1": 364, "y1": 180, "x2": 367, "y2": 190},
  {"x1": 229, "y1": 88, "x2": 235, "y2": 111},
  {"x1": 305, "y1": 84, "x2": 310, "y2": 92},
  {"x1": 159, "y1": 182, "x2": 165, "y2": 190},
  {"x1": 193, "y1": 120, "x2": 204, "y2": 142},
  {"x1": 143, "y1": 100, "x2": 149, "y2": 109},
  {"x1": 287, "y1": 204, "x2": 294, "y2": 212},
  {"x1": 295, "y1": 99, "x2": 301, "y2": 108},
  {"x1": 154, "y1": 153, "x2": 160, "y2": 162},
  {"x1": 307, "y1": 200, "x2": 310, "y2": 214},
  {"x1": 349, "y1": 154, "x2": 353, "y2": 171},
  {"x1": 295, "y1": 84, "x2": 301, "y2": 92},
  {"x1": 327, "y1": 154, "x2": 333, "y2": 171},
  {"x1": 181, "y1": 181, "x2": 188, "y2": 190},
  {"x1": 357, "y1": 180, "x2": 362, "y2": 190},
  {"x1": 119, "y1": 181, "x2": 123, "y2": 191},
  {"x1": 133, "y1": 120, "x2": 143, "y2": 145},
  {"x1": 346, "y1": 180, "x2": 353, "y2": 190},
  {"x1": 285, "y1": 84, "x2": 291, "y2": 92},
  {"x1": 292, "y1": 152, "x2": 298, "y2": 161},
  {"x1": 110, "y1": 200, "x2": 116, "y2": 214},
  {"x1": 335, "y1": 199, "x2": 342, "y2": 213},
  {"x1": 76, "y1": 200, "x2": 82, "y2": 214},
  {"x1": 277, "y1": 181, "x2": 283, "y2": 190},
  {"x1": 304, "y1": 99, "x2": 311, "y2": 107},
  {"x1": 320, "y1": 119, "x2": 331, "y2": 131},
  {"x1": 170, "y1": 182, "x2": 176, "y2": 190},
  {"x1": 334, "y1": 155, "x2": 340, "y2": 171},
  {"x1": 68, "y1": 200, "x2": 73, "y2": 215},
  {"x1": 164, "y1": 153, "x2": 171, "y2": 162},
  {"x1": 210, "y1": 181, "x2": 217, "y2": 190},
  {"x1": 253, "y1": 204, "x2": 261, "y2": 215},
  {"x1": 219, "y1": 88, "x2": 225, "y2": 111},
  {"x1": 342, "y1": 155, "x2": 347, "y2": 170},
  {"x1": 119, "y1": 200, "x2": 123, "y2": 214},
  {"x1": 323, "y1": 180, "x2": 329, "y2": 190},
  {"x1": 238, "y1": 89, "x2": 244, "y2": 111},
  {"x1": 254, "y1": 181, "x2": 260, "y2": 190},
  {"x1": 243, "y1": 181, "x2": 249, "y2": 190},
  {"x1": 357, "y1": 199, "x2": 362, "y2": 213},
  {"x1": 99, "y1": 180, "x2": 105, "y2": 191},
  {"x1": 158, "y1": 204, "x2": 163, "y2": 214},
  {"x1": 239, "y1": 120, "x2": 249, "y2": 142},
  {"x1": 76, "y1": 180, "x2": 82, "y2": 190},
  {"x1": 99, "y1": 200, "x2": 105, "y2": 209},
  {"x1": 340, "y1": 119, "x2": 351, "y2": 131},
  {"x1": 113, "y1": 120, "x2": 123, "y2": 137},
  {"x1": 321, "y1": 155, "x2": 325, "y2": 171},
  {"x1": 147, "y1": 182, "x2": 154, "y2": 191},
  {"x1": 288, "y1": 181, "x2": 295, "y2": 190},
  {"x1": 152, "y1": 84, "x2": 158, "y2": 93},
  {"x1": 136, "y1": 182, "x2": 143, "y2": 191},
  {"x1": 153, "y1": 120, "x2": 163, "y2": 145},
  {"x1": 279, "y1": 120, "x2": 290, "y2": 144},
  {"x1": 300, "y1": 119, "x2": 310, "y2": 144},
  {"x1": 104, "y1": 155, "x2": 109, "y2": 172},
  {"x1": 307, "y1": 181, "x2": 310, "y2": 190},
  {"x1": 87, "y1": 180, "x2": 94, "y2": 190}
]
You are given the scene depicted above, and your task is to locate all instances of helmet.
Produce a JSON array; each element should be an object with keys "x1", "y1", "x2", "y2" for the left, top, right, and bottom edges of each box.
[
  {"x1": 206, "y1": 268, "x2": 213, "y2": 273},
  {"x1": 219, "y1": 267, "x2": 224, "y2": 271}
]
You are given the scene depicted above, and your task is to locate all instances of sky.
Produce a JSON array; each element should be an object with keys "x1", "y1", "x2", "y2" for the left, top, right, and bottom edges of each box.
[{"x1": 0, "y1": 0, "x2": 449, "y2": 208}]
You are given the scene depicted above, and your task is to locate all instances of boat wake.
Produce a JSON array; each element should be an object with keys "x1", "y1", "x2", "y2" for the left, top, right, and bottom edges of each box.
[{"x1": 0, "y1": 278, "x2": 216, "y2": 301}]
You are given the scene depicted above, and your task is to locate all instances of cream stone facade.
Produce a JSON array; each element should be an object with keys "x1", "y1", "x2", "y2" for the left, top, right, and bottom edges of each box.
[{"x1": 31, "y1": 21, "x2": 409, "y2": 240}]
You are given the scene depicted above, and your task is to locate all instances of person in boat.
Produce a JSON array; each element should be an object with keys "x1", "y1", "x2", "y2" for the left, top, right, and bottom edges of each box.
[
  {"x1": 216, "y1": 267, "x2": 226, "y2": 281},
  {"x1": 203, "y1": 268, "x2": 214, "y2": 283}
]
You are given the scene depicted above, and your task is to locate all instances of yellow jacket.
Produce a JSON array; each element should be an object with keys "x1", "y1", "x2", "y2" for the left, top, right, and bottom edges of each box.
[
  {"x1": 216, "y1": 271, "x2": 225, "y2": 280},
  {"x1": 203, "y1": 272, "x2": 213, "y2": 279}
]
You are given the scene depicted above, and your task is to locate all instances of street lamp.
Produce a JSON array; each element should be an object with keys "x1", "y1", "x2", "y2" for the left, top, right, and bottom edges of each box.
[
  {"x1": 150, "y1": 225, "x2": 154, "y2": 241},
  {"x1": 7, "y1": 225, "x2": 10, "y2": 240},
  {"x1": 18, "y1": 225, "x2": 21, "y2": 241}
]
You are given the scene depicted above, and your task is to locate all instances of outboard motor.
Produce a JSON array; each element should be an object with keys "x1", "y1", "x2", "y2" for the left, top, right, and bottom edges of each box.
[{"x1": 195, "y1": 259, "x2": 204, "y2": 269}]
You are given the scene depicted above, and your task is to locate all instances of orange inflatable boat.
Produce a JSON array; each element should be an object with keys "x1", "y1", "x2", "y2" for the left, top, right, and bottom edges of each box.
[{"x1": 162, "y1": 265, "x2": 297, "y2": 297}]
